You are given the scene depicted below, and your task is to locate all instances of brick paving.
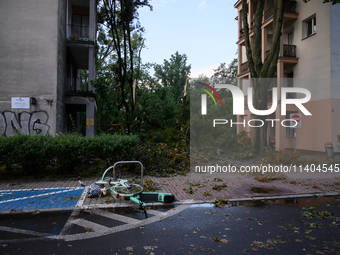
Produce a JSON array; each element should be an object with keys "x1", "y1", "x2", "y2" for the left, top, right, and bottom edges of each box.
[
  {"x1": 1, "y1": 171, "x2": 340, "y2": 213},
  {"x1": 151, "y1": 173, "x2": 340, "y2": 202}
]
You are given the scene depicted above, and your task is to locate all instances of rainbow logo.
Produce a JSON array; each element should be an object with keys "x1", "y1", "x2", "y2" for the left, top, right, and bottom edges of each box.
[
  {"x1": 198, "y1": 82, "x2": 222, "y2": 106},
  {"x1": 197, "y1": 82, "x2": 223, "y2": 115}
]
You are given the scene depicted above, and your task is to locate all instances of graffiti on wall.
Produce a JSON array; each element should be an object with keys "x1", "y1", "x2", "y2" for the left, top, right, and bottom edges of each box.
[{"x1": 0, "y1": 111, "x2": 50, "y2": 137}]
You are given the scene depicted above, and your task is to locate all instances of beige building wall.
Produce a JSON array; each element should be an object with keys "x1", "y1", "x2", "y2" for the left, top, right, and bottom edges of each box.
[
  {"x1": 235, "y1": 0, "x2": 340, "y2": 153},
  {"x1": 292, "y1": 2, "x2": 340, "y2": 153},
  {"x1": 293, "y1": 1, "x2": 331, "y2": 79}
]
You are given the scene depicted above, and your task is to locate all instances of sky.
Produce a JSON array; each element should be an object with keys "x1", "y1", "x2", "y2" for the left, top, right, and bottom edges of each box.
[{"x1": 138, "y1": 0, "x2": 238, "y2": 78}]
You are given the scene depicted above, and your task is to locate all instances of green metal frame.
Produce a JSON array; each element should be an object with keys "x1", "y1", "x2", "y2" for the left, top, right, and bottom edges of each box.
[{"x1": 96, "y1": 161, "x2": 175, "y2": 219}]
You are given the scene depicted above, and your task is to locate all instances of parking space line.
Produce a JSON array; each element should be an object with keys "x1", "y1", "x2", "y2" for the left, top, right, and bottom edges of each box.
[
  {"x1": 146, "y1": 209, "x2": 169, "y2": 216},
  {"x1": 70, "y1": 218, "x2": 110, "y2": 233},
  {"x1": 92, "y1": 209, "x2": 141, "y2": 224},
  {"x1": 75, "y1": 188, "x2": 87, "y2": 208},
  {"x1": 0, "y1": 226, "x2": 52, "y2": 237}
]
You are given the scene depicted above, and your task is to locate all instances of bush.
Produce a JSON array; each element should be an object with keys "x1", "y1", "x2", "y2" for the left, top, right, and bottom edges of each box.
[
  {"x1": 261, "y1": 149, "x2": 300, "y2": 165},
  {"x1": 0, "y1": 134, "x2": 190, "y2": 178},
  {"x1": 0, "y1": 134, "x2": 140, "y2": 178},
  {"x1": 133, "y1": 140, "x2": 189, "y2": 177},
  {"x1": 234, "y1": 131, "x2": 254, "y2": 159}
]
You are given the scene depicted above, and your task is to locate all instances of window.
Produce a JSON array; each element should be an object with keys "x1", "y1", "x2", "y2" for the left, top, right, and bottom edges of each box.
[
  {"x1": 303, "y1": 15, "x2": 316, "y2": 39},
  {"x1": 285, "y1": 124, "x2": 294, "y2": 138},
  {"x1": 287, "y1": 32, "x2": 293, "y2": 45},
  {"x1": 72, "y1": 14, "x2": 89, "y2": 40}
]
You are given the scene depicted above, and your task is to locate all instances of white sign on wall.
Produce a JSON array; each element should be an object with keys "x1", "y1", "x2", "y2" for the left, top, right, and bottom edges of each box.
[
  {"x1": 11, "y1": 97, "x2": 30, "y2": 109},
  {"x1": 290, "y1": 113, "x2": 301, "y2": 129}
]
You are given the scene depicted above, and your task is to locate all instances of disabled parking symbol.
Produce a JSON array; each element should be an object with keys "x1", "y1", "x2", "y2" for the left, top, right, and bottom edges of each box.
[{"x1": 0, "y1": 187, "x2": 84, "y2": 212}]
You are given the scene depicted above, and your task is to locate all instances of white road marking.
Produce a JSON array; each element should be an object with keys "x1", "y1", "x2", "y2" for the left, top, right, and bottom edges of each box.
[
  {"x1": 0, "y1": 204, "x2": 190, "y2": 243},
  {"x1": 0, "y1": 226, "x2": 52, "y2": 237},
  {"x1": 70, "y1": 218, "x2": 111, "y2": 233},
  {"x1": 92, "y1": 208, "x2": 140, "y2": 224},
  {"x1": 75, "y1": 189, "x2": 87, "y2": 208}
]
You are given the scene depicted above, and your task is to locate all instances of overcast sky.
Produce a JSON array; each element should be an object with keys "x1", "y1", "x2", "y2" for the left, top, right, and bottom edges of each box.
[{"x1": 138, "y1": 0, "x2": 238, "y2": 78}]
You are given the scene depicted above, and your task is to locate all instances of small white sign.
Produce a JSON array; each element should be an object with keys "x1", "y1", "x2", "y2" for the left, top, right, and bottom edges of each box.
[
  {"x1": 290, "y1": 113, "x2": 301, "y2": 129},
  {"x1": 11, "y1": 97, "x2": 30, "y2": 109}
]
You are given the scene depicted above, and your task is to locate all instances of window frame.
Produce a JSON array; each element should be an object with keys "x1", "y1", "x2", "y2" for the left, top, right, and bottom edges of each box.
[{"x1": 302, "y1": 14, "x2": 316, "y2": 40}]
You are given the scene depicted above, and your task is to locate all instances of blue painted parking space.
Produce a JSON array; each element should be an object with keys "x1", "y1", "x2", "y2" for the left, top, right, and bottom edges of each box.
[{"x1": 0, "y1": 188, "x2": 84, "y2": 212}]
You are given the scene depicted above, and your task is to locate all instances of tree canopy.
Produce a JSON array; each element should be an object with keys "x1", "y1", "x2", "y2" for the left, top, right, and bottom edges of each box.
[{"x1": 154, "y1": 51, "x2": 191, "y2": 102}]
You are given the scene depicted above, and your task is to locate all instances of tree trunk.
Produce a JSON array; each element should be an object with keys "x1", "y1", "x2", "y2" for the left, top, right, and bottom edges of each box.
[
  {"x1": 252, "y1": 79, "x2": 269, "y2": 154},
  {"x1": 242, "y1": 0, "x2": 285, "y2": 154}
]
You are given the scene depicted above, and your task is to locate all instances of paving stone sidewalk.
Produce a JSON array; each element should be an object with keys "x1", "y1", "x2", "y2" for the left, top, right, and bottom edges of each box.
[{"x1": 1, "y1": 171, "x2": 340, "y2": 213}]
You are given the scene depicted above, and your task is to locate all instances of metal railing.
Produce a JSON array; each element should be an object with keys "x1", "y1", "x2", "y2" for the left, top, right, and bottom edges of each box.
[
  {"x1": 241, "y1": 62, "x2": 249, "y2": 73},
  {"x1": 66, "y1": 77, "x2": 91, "y2": 93},
  {"x1": 264, "y1": 1, "x2": 297, "y2": 20},
  {"x1": 284, "y1": 0, "x2": 297, "y2": 14},
  {"x1": 265, "y1": 5, "x2": 274, "y2": 20},
  {"x1": 67, "y1": 24, "x2": 89, "y2": 41},
  {"x1": 283, "y1": 44, "x2": 296, "y2": 58},
  {"x1": 265, "y1": 44, "x2": 297, "y2": 58}
]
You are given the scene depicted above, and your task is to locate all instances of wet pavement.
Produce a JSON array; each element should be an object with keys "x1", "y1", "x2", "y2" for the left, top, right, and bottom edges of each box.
[
  {"x1": 1, "y1": 166, "x2": 340, "y2": 254},
  {"x1": 0, "y1": 196, "x2": 339, "y2": 254}
]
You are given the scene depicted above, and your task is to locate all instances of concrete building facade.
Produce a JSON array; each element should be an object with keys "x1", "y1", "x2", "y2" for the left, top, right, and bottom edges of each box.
[
  {"x1": 234, "y1": 0, "x2": 340, "y2": 152},
  {"x1": 0, "y1": 0, "x2": 97, "y2": 137}
]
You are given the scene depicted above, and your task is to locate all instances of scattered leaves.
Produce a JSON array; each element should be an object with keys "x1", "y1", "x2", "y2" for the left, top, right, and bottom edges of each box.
[
  {"x1": 212, "y1": 183, "x2": 227, "y2": 191},
  {"x1": 203, "y1": 191, "x2": 211, "y2": 196},
  {"x1": 212, "y1": 237, "x2": 220, "y2": 242},
  {"x1": 213, "y1": 199, "x2": 229, "y2": 207}
]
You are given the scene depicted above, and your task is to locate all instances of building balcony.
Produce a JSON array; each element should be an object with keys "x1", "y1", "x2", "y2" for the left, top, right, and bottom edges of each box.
[
  {"x1": 265, "y1": 44, "x2": 297, "y2": 58},
  {"x1": 67, "y1": 24, "x2": 90, "y2": 41},
  {"x1": 65, "y1": 77, "x2": 95, "y2": 96},
  {"x1": 241, "y1": 61, "x2": 249, "y2": 73},
  {"x1": 264, "y1": 1, "x2": 297, "y2": 21},
  {"x1": 282, "y1": 44, "x2": 296, "y2": 58}
]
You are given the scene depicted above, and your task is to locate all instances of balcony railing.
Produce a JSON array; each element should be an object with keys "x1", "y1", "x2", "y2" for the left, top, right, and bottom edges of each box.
[
  {"x1": 265, "y1": 44, "x2": 297, "y2": 58},
  {"x1": 66, "y1": 77, "x2": 93, "y2": 94},
  {"x1": 67, "y1": 24, "x2": 89, "y2": 41},
  {"x1": 264, "y1": 1, "x2": 297, "y2": 20},
  {"x1": 241, "y1": 61, "x2": 249, "y2": 73},
  {"x1": 283, "y1": 44, "x2": 296, "y2": 58},
  {"x1": 284, "y1": 0, "x2": 297, "y2": 14},
  {"x1": 265, "y1": 5, "x2": 274, "y2": 20}
]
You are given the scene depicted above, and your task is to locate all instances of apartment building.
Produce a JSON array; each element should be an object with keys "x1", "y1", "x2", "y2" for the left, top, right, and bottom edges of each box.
[
  {"x1": 0, "y1": 0, "x2": 97, "y2": 137},
  {"x1": 234, "y1": 0, "x2": 340, "y2": 152}
]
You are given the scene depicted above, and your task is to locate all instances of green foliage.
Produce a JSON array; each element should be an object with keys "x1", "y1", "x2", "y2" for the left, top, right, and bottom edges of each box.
[
  {"x1": 212, "y1": 183, "x2": 227, "y2": 191},
  {"x1": 132, "y1": 178, "x2": 159, "y2": 192},
  {"x1": 211, "y1": 58, "x2": 238, "y2": 85},
  {"x1": 261, "y1": 148, "x2": 300, "y2": 165},
  {"x1": 96, "y1": 0, "x2": 152, "y2": 134},
  {"x1": 0, "y1": 134, "x2": 140, "y2": 178},
  {"x1": 133, "y1": 141, "x2": 189, "y2": 177},
  {"x1": 190, "y1": 79, "x2": 237, "y2": 149},
  {"x1": 0, "y1": 134, "x2": 190, "y2": 179},
  {"x1": 302, "y1": 208, "x2": 334, "y2": 219},
  {"x1": 154, "y1": 51, "x2": 191, "y2": 102},
  {"x1": 235, "y1": 131, "x2": 254, "y2": 159}
]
